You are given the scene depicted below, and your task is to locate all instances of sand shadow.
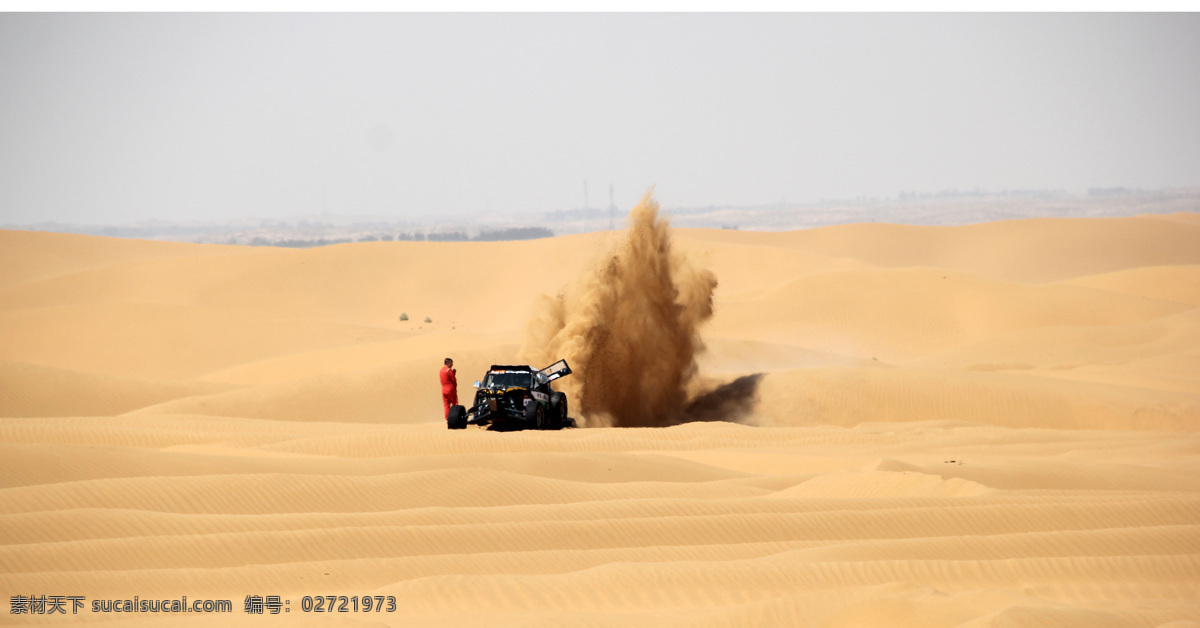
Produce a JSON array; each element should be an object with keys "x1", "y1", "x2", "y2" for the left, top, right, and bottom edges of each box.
[
  {"x1": 485, "y1": 417, "x2": 577, "y2": 432},
  {"x1": 680, "y1": 373, "x2": 765, "y2": 425}
]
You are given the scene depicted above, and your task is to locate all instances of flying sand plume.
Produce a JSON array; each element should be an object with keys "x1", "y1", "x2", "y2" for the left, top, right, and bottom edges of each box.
[{"x1": 524, "y1": 191, "x2": 757, "y2": 427}]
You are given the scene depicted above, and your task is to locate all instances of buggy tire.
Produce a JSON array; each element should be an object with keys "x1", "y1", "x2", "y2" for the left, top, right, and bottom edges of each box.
[
  {"x1": 525, "y1": 402, "x2": 544, "y2": 430},
  {"x1": 447, "y1": 405, "x2": 468, "y2": 430},
  {"x1": 550, "y1": 392, "x2": 568, "y2": 429}
]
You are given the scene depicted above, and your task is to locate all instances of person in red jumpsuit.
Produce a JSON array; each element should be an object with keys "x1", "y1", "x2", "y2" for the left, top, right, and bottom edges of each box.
[{"x1": 440, "y1": 357, "x2": 458, "y2": 420}]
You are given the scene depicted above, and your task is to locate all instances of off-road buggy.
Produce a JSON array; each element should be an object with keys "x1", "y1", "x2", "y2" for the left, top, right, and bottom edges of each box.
[{"x1": 447, "y1": 360, "x2": 574, "y2": 430}]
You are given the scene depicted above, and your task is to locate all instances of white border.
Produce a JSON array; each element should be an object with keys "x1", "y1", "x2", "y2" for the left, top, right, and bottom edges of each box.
[{"x1": 4, "y1": 1, "x2": 1200, "y2": 12}]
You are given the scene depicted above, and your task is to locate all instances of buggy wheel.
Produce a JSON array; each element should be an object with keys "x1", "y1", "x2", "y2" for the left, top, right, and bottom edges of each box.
[
  {"x1": 550, "y1": 392, "x2": 568, "y2": 430},
  {"x1": 525, "y1": 402, "x2": 544, "y2": 430},
  {"x1": 447, "y1": 405, "x2": 467, "y2": 430}
]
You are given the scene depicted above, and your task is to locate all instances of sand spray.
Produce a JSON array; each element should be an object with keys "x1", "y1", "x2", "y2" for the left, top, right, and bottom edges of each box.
[{"x1": 522, "y1": 191, "x2": 735, "y2": 427}]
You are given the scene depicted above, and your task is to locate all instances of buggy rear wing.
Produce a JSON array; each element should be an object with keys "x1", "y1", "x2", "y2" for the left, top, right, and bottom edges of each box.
[{"x1": 539, "y1": 359, "x2": 572, "y2": 383}]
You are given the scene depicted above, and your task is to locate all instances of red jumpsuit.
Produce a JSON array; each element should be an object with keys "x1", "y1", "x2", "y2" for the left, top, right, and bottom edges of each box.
[{"x1": 440, "y1": 366, "x2": 458, "y2": 419}]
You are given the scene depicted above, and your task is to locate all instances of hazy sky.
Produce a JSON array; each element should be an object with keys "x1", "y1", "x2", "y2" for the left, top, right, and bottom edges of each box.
[{"x1": 1, "y1": 13, "x2": 1198, "y2": 225}]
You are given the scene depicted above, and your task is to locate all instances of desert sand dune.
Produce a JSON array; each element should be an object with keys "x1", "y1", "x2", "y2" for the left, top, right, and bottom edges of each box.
[
  {"x1": 0, "y1": 360, "x2": 237, "y2": 418},
  {"x1": 0, "y1": 301, "x2": 412, "y2": 380},
  {"x1": 1, "y1": 213, "x2": 1198, "y2": 626},
  {"x1": 722, "y1": 215, "x2": 1200, "y2": 283},
  {"x1": 1059, "y1": 264, "x2": 1200, "y2": 306},
  {"x1": 709, "y1": 267, "x2": 1191, "y2": 361},
  {"x1": 0, "y1": 229, "x2": 239, "y2": 290}
]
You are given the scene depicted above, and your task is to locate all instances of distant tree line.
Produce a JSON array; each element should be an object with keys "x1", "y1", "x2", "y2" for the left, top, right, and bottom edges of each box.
[
  {"x1": 474, "y1": 227, "x2": 554, "y2": 241},
  {"x1": 379, "y1": 227, "x2": 555, "y2": 243},
  {"x1": 424, "y1": 232, "x2": 467, "y2": 242},
  {"x1": 1087, "y1": 187, "x2": 1146, "y2": 197},
  {"x1": 247, "y1": 226, "x2": 554, "y2": 248},
  {"x1": 253, "y1": 237, "x2": 354, "y2": 247},
  {"x1": 896, "y1": 188, "x2": 1068, "y2": 201}
]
